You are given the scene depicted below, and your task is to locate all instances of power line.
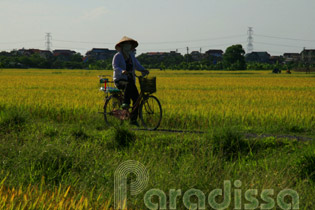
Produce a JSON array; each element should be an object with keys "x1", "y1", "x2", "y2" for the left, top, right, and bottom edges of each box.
[
  {"x1": 255, "y1": 34, "x2": 315, "y2": 42},
  {"x1": 53, "y1": 39, "x2": 115, "y2": 45},
  {"x1": 1, "y1": 33, "x2": 314, "y2": 47},
  {"x1": 189, "y1": 42, "x2": 247, "y2": 49},
  {"x1": 255, "y1": 41, "x2": 304, "y2": 49},
  {"x1": 52, "y1": 34, "x2": 246, "y2": 46},
  {"x1": 0, "y1": 40, "x2": 44, "y2": 44},
  {"x1": 141, "y1": 34, "x2": 246, "y2": 44}
]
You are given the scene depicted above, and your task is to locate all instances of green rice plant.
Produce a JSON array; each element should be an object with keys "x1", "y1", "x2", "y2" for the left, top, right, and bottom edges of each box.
[
  {"x1": 71, "y1": 125, "x2": 89, "y2": 140},
  {"x1": 0, "y1": 108, "x2": 27, "y2": 133},
  {"x1": 209, "y1": 127, "x2": 250, "y2": 160},
  {"x1": 113, "y1": 126, "x2": 136, "y2": 148},
  {"x1": 297, "y1": 151, "x2": 315, "y2": 182}
]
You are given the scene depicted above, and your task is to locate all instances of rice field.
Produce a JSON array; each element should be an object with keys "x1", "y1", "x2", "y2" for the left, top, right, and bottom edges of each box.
[
  {"x1": 0, "y1": 69, "x2": 315, "y2": 209},
  {"x1": 0, "y1": 69, "x2": 314, "y2": 132}
]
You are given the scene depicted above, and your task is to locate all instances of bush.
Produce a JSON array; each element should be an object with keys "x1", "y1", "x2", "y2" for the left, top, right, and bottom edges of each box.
[
  {"x1": 297, "y1": 151, "x2": 315, "y2": 182},
  {"x1": 71, "y1": 126, "x2": 89, "y2": 140},
  {"x1": 0, "y1": 109, "x2": 27, "y2": 133},
  {"x1": 113, "y1": 127, "x2": 136, "y2": 148},
  {"x1": 210, "y1": 127, "x2": 249, "y2": 160},
  {"x1": 287, "y1": 125, "x2": 306, "y2": 133}
]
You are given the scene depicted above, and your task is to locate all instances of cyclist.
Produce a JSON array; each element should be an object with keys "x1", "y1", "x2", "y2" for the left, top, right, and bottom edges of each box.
[{"x1": 112, "y1": 36, "x2": 149, "y2": 126}]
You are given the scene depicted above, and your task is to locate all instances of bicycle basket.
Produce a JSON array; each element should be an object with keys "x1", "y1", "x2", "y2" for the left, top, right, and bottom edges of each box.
[{"x1": 139, "y1": 77, "x2": 156, "y2": 93}]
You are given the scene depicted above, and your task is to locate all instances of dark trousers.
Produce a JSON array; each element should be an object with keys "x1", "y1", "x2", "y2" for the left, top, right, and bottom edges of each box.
[{"x1": 116, "y1": 80, "x2": 139, "y2": 121}]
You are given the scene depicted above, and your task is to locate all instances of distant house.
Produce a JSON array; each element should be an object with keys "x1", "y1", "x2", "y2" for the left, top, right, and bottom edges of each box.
[
  {"x1": 145, "y1": 51, "x2": 182, "y2": 57},
  {"x1": 169, "y1": 51, "x2": 181, "y2": 55},
  {"x1": 245, "y1": 51, "x2": 271, "y2": 63},
  {"x1": 84, "y1": 48, "x2": 116, "y2": 62},
  {"x1": 190, "y1": 51, "x2": 202, "y2": 61},
  {"x1": 300, "y1": 49, "x2": 315, "y2": 64},
  {"x1": 53, "y1": 49, "x2": 76, "y2": 61},
  {"x1": 269, "y1": 56, "x2": 284, "y2": 64},
  {"x1": 18, "y1": 48, "x2": 41, "y2": 56},
  {"x1": 39, "y1": 50, "x2": 53, "y2": 59},
  {"x1": 146, "y1": 52, "x2": 168, "y2": 56},
  {"x1": 204, "y1": 49, "x2": 224, "y2": 64},
  {"x1": 17, "y1": 48, "x2": 52, "y2": 59},
  {"x1": 204, "y1": 49, "x2": 223, "y2": 58},
  {"x1": 283, "y1": 53, "x2": 300, "y2": 63}
]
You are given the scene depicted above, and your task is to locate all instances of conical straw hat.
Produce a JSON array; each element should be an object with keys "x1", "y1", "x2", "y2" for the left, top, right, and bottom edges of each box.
[{"x1": 115, "y1": 36, "x2": 138, "y2": 51}]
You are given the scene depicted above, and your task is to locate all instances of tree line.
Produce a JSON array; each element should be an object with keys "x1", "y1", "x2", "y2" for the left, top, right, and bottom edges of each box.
[
  {"x1": 0, "y1": 45, "x2": 309, "y2": 70},
  {"x1": 0, "y1": 51, "x2": 113, "y2": 70}
]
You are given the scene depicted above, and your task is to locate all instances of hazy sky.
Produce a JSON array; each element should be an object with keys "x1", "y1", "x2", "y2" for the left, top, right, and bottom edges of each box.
[{"x1": 0, "y1": 0, "x2": 314, "y2": 55}]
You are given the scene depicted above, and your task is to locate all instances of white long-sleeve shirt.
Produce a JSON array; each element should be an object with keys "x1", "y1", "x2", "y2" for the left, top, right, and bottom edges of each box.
[{"x1": 112, "y1": 51, "x2": 146, "y2": 83}]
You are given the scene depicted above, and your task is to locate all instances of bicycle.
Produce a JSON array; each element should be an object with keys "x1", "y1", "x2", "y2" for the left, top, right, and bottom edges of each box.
[{"x1": 98, "y1": 73, "x2": 162, "y2": 130}]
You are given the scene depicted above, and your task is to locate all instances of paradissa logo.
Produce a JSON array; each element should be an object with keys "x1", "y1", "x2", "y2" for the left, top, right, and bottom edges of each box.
[{"x1": 115, "y1": 161, "x2": 299, "y2": 210}]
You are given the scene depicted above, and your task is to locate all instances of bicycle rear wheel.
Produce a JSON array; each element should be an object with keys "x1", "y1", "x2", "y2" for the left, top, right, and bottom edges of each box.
[
  {"x1": 139, "y1": 95, "x2": 162, "y2": 130},
  {"x1": 104, "y1": 95, "x2": 123, "y2": 126}
]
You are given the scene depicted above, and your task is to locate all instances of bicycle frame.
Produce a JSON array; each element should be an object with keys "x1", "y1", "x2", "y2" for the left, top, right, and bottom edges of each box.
[
  {"x1": 104, "y1": 76, "x2": 150, "y2": 120},
  {"x1": 130, "y1": 91, "x2": 150, "y2": 115}
]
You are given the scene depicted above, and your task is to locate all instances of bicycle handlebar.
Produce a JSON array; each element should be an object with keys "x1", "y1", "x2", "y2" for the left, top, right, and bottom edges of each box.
[{"x1": 125, "y1": 70, "x2": 149, "y2": 78}]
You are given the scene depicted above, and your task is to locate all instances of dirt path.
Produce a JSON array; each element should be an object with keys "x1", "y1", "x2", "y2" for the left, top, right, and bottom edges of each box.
[{"x1": 133, "y1": 128, "x2": 313, "y2": 141}]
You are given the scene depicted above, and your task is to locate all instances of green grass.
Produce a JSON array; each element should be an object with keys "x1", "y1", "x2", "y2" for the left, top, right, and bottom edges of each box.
[{"x1": 0, "y1": 106, "x2": 314, "y2": 209}]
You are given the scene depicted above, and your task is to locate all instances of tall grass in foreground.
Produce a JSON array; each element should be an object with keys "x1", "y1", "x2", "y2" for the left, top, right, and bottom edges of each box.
[
  {"x1": 0, "y1": 177, "x2": 113, "y2": 210},
  {"x1": 0, "y1": 116, "x2": 315, "y2": 208}
]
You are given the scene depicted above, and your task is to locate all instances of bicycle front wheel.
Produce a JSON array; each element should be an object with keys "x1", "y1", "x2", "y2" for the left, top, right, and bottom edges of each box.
[
  {"x1": 139, "y1": 95, "x2": 162, "y2": 130},
  {"x1": 104, "y1": 95, "x2": 123, "y2": 126}
]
